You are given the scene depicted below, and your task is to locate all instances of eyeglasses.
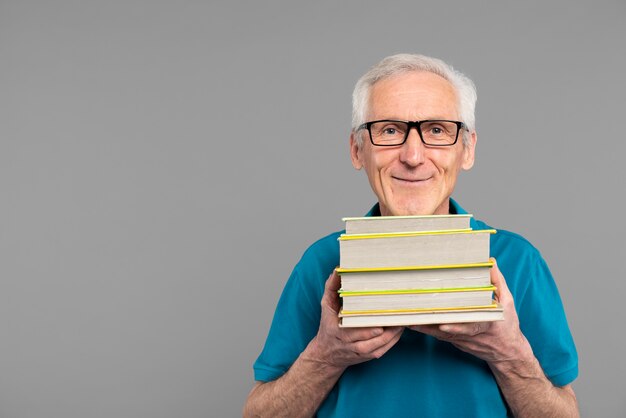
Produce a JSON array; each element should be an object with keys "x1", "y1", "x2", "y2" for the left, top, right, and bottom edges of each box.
[{"x1": 356, "y1": 119, "x2": 466, "y2": 146}]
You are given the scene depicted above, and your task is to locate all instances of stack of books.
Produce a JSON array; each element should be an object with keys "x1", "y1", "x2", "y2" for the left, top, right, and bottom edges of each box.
[{"x1": 337, "y1": 214, "x2": 504, "y2": 327}]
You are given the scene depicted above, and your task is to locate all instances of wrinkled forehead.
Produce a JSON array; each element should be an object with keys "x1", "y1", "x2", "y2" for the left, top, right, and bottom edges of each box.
[{"x1": 367, "y1": 71, "x2": 460, "y2": 120}]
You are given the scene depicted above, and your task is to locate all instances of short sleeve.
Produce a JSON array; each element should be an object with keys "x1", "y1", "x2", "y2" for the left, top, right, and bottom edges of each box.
[
  {"x1": 516, "y1": 253, "x2": 579, "y2": 387},
  {"x1": 253, "y1": 266, "x2": 321, "y2": 381},
  {"x1": 253, "y1": 233, "x2": 339, "y2": 382}
]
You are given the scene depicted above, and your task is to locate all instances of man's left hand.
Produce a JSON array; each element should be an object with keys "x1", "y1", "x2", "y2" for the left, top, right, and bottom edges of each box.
[{"x1": 409, "y1": 258, "x2": 531, "y2": 364}]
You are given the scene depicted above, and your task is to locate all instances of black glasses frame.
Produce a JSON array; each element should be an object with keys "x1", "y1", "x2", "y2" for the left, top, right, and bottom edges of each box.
[{"x1": 356, "y1": 119, "x2": 466, "y2": 147}]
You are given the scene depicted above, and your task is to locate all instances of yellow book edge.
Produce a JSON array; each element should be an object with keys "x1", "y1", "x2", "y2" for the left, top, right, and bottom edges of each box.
[
  {"x1": 339, "y1": 285, "x2": 496, "y2": 297},
  {"x1": 342, "y1": 214, "x2": 473, "y2": 221},
  {"x1": 339, "y1": 229, "x2": 497, "y2": 241},
  {"x1": 340, "y1": 302, "x2": 501, "y2": 316},
  {"x1": 336, "y1": 260, "x2": 494, "y2": 274}
]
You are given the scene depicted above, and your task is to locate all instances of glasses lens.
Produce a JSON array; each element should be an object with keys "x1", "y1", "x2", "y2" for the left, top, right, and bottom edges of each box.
[
  {"x1": 370, "y1": 121, "x2": 408, "y2": 145},
  {"x1": 421, "y1": 121, "x2": 459, "y2": 145}
]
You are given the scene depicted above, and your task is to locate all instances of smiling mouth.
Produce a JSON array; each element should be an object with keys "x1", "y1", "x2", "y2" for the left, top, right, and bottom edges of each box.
[{"x1": 392, "y1": 175, "x2": 433, "y2": 184}]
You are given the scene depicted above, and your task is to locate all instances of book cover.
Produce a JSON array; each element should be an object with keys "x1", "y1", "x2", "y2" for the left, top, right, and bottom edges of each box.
[
  {"x1": 343, "y1": 214, "x2": 472, "y2": 235},
  {"x1": 339, "y1": 229, "x2": 496, "y2": 269},
  {"x1": 339, "y1": 303, "x2": 504, "y2": 327},
  {"x1": 340, "y1": 286, "x2": 496, "y2": 311},
  {"x1": 337, "y1": 262, "x2": 493, "y2": 291}
]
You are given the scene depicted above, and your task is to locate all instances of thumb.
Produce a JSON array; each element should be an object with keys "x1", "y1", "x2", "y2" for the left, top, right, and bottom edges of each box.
[
  {"x1": 321, "y1": 268, "x2": 341, "y2": 313},
  {"x1": 490, "y1": 258, "x2": 510, "y2": 303}
]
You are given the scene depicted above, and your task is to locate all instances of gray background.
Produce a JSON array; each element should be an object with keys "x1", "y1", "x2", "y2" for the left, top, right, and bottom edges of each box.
[{"x1": 1, "y1": 0, "x2": 624, "y2": 417}]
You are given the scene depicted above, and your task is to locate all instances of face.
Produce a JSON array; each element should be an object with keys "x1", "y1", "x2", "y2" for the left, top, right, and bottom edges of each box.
[{"x1": 350, "y1": 71, "x2": 477, "y2": 216}]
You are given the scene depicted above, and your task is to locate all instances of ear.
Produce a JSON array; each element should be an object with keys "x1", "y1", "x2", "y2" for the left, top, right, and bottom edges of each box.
[
  {"x1": 461, "y1": 131, "x2": 477, "y2": 171},
  {"x1": 350, "y1": 132, "x2": 363, "y2": 170}
]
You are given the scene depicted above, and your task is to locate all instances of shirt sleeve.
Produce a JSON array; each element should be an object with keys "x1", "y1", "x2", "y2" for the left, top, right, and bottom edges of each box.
[
  {"x1": 253, "y1": 253, "x2": 329, "y2": 382},
  {"x1": 516, "y1": 252, "x2": 579, "y2": 387}
]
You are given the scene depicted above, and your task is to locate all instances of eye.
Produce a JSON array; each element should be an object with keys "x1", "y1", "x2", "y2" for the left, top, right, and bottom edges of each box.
[
  {"x1": 380, "y1": 123, "x2": 405, "y2": 136},
  {"x1": 370, "y1": 121, "x2": 407, "y2": 143},
  {"x1": 429, "y1": 125, "x2": 445, "y2": 135}
]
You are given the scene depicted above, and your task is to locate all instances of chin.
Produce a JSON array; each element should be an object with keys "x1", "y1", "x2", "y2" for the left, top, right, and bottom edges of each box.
[
  {"x1": 382, "y1": 188, "x2": 440, "y2": 215},
  {"x1": 387, "y1": 202, "x2": 436, "y2": 216}
]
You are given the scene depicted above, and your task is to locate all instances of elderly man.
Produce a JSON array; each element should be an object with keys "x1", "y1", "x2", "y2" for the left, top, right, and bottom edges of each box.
[{"x1": 244, "y1": 54, "x2": 578, "y2": 417}]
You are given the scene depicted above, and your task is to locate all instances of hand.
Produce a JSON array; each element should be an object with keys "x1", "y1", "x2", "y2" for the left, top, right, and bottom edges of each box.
[
  {"x1": 305, "y1": 269, "x2": 404, "y2": 371},
  {"x1": 409, "y1": 258, "x2": 531, "y2": 364}
]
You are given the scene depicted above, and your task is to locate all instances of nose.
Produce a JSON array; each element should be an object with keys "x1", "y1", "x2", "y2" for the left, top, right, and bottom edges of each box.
[{"x1": 399, "y1": 127, "x2": 425, "y2": 167}]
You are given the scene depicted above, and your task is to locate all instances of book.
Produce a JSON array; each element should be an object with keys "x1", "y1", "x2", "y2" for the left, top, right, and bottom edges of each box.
[
  {"x1": 339, "y1": 303, "x2": 504, "y2": 327},
  {"x1": 340, "y1": 285, "x2": 496, "y2": 311},
  {"x1": 343, "y1": 214, "x2": 472, "y2": 235},
  {"x1": 339, "y1": 229, "x2": 496, "y2": 269},
  {"x1": 337, "y1": 261, "x2": 493, "y2": 291},
  {"x1": 338, "y1": 213, "x2": 502, "y2": 327}
]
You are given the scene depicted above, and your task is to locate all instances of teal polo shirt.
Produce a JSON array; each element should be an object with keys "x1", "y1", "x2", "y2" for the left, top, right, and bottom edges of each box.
[{"x1": 253, "y1": 199, "x2": 578, "y2": 417}]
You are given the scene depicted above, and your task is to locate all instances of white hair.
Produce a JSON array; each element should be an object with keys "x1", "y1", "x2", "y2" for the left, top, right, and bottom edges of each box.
[{"x1": 352, "y1": 53, "x2": 477, "y2": 146}]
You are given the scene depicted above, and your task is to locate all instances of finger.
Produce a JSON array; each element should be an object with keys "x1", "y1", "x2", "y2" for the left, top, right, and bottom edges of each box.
[
  {"x1": 490, "y1": 258, "x2": 506, "y2": 302},
  {"x1": 325, "y1": 268, "x2": 342, "y2": 293},
  {"x1": 410, "y1": 324, "x2": 468, "y2": 342},
  {"x1": 352, "y1": 327, "x2": 404, "y2": 355},
  {"x1": 369, "y1": 327, "x2": 404, "y2": 359},
  {"x1": 490, "y1": 258, "x2": 514, "y2": 307},
  {"x1": 342, "y1": 326, "x2": 385, "y2": 343},
  {"x1": 439, "y1": 321, "x2": 490, "y2": 337},
  {"x1": 409, "y1": 324, "x2": 449, "y2": 339},
  {"x1": 321, "y1": 269, "x2": 342, "y2": 313},
  {"x1": 408, "y1": 324, "x2": 437, "y2": 333}
]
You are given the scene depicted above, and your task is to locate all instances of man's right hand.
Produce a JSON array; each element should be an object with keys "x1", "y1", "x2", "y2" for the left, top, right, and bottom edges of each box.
[
  {"x1": 243, "y1": 269, "x2": 403, "y2": 418},
  {"x1": 303, "y1": 269, "x2": 404, "y2": 371}
]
